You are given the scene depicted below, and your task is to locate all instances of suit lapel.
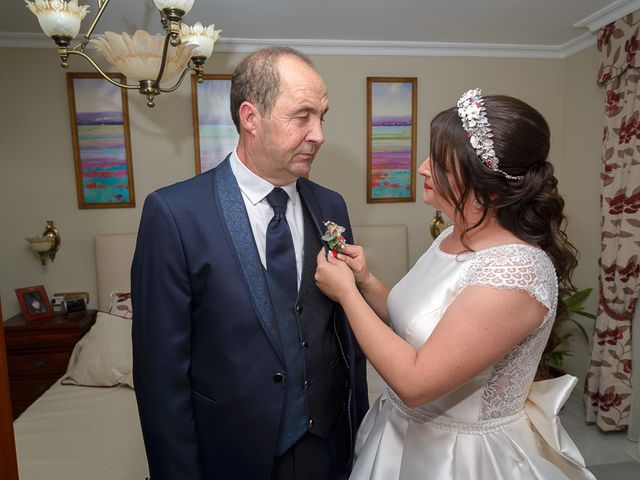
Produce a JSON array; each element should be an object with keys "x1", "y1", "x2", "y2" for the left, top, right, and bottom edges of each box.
[
  {"x1": 297, "y1": 178, "x2": 326, "y2": 241},
  {"x1": 213, "y1": 157, "x2": 284, "y2": 362}
]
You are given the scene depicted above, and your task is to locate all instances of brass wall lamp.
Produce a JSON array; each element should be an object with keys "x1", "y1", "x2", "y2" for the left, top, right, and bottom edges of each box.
[
  {"x1": 26, "y1": 221, "x2": 61, "y2": 265},
  {"x1": 429, "y1": 210, "x2": 448, "y2": 240}
]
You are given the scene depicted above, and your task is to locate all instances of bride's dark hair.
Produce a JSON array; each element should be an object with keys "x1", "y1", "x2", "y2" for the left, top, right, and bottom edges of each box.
[{"x1": 429, "y1": 95, "x2": 578, "y2": 325}]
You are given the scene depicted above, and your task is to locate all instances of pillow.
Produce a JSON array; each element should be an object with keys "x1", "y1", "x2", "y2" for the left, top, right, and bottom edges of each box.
[
  {"x1": 62, "y1": 311, "x2": 134, "y2": 388},
  {"x1": 108, "y1": 291, "x2": 133, "y2": 319}
]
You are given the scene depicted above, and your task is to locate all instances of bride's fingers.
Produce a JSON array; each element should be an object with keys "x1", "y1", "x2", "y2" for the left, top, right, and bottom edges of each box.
[
  {"x1": 340, "y1": 244, "x2": 361, "y2": 258},
  {"x1": 317, "y1": 248, "x2": 339, "y2": 266}
]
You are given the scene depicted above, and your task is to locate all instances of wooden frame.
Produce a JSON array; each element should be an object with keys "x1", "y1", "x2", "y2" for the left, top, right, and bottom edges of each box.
[
  {"x1": 15, "y1": 285, "x2": 53, "y2": 321},
  {"x1": 67, "y1": 72, "x2": 135, "y2": 208},
  {"x1": 366, "y1": 77, "x2": 417, "y2": 203},
  {"x1": 191, "y1": 74, "x2": 239, "y2": 175},
  {"x1": 0, "y1": 299, "x2": 19, "y2": 480}
]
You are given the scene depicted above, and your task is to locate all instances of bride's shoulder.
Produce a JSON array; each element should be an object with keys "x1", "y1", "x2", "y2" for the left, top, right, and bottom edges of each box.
[
  {"x1": 462, "y1": 245, "x2": 557, "y2": 300},
  {"x1": 469, "y1": 242, "x2": 554, "y2": 274}
]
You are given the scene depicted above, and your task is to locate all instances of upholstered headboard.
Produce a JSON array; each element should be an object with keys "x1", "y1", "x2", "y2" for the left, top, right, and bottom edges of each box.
[
  {"x1": 94, "y1": 225, "x2": 409, "y2": 311},
  {"x1": 95, "y1": 233, "x2": 137, "y2": 311}
]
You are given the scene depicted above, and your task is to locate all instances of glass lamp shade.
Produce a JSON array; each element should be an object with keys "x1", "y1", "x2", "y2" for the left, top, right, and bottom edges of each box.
[
  {"x1": 25, "y1": 236, "x2": 54, "y2": 253},
  {"x1": 90, "y1": 30, "x2": 197, "y2": 82},
  {"x1": 180, "y1": 22, "x2": 221, "y2": 59},
  {"x1": 25, "y1": 0, "x2": 90, "y2": 39},
  {"x1": 153, "y1": 0, "x2": 195, "y2": 15}
]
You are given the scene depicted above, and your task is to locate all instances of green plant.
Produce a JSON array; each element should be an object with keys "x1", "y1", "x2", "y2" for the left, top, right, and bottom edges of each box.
[{"x1": 537, "y1": 288, "x2": 596, "y2": 379}]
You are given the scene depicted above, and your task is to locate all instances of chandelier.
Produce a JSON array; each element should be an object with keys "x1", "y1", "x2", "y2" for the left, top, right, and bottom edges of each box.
[{"x1": 26, "y1": 0, "x2": 221, "y2": 107}]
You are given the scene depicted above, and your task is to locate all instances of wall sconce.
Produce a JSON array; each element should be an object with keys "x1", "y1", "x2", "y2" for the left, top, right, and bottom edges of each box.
[
  {"x1": 429, "y1": 210, "x2": 448, "y2": 240},
  {"x1": 26, "y1": 221, "x2": 61, "y2": 265}
]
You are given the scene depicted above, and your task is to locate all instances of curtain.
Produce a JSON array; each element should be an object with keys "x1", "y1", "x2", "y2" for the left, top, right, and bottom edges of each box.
[
  {"x1": 631, "y1": 306, "x2": 640, "y2": 441},
  {"x1": 584, "y1": 12, "x2": 640, "y2": 432}
]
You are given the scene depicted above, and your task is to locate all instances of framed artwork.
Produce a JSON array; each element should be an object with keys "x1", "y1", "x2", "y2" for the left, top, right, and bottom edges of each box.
[
  {"x1": 192, "y1": 74, "x2": 239, "y2": 175},
  {"x1": 66, "y1": 72, "x2": 135, "y2": 208},
  {"x1": 15, "y1": 285, "x2": 53, "y2": 321},
  {"x1": 367, "y1": 77, "x2": 417, "y2": 203}
]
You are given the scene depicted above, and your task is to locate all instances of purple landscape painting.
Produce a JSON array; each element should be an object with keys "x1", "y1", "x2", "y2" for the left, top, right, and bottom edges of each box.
[
  {"x1": 367, "y1": 78, "x2": 416, "y2": 203},
  {"x1": 192, "y1": 74, "x2": 239, "y2": 174},
  {"x1": 67, "y1": 73, "x2": 134, "y2": 208}
]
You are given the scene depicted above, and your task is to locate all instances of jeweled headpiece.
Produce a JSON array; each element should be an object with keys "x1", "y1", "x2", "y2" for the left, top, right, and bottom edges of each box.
[{"x1": 457, "y1": 88, "x2": 524, "y2": 181}]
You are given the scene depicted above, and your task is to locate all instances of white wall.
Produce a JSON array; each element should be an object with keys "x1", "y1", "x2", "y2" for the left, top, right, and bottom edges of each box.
[
  {"x1": 559, "y1": 46, "x2": 603, "y2": 386},
  {"x1": 0, "y1": 45, "x2": 602, "y2": 385}
]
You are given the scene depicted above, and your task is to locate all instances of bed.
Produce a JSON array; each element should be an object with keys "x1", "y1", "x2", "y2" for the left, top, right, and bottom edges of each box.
[{"x1": 11, "y1": 225, "x2": 409, "y2": 479}]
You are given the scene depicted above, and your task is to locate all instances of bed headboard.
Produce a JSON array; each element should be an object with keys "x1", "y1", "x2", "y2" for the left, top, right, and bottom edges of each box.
[
  {"x1": 94, "y1": 225, "x2": 409, "y2": 311},
  {"x1": 95, "y1": 234, "x2": 137, "y2": 311}
]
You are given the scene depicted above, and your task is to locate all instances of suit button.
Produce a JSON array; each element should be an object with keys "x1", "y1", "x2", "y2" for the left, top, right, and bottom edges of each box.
[
  {"x1": 296, "y1": 305, "x2": 302, "y2": 314},
  {"x1": 304, "y1": 380, "x2": 310, "y2": 389},
  {"x1": 273, "y1": 373, "x2": 285, "y2": 384},
  {"x1": 302, "y1": 341, "x2": 309, "y2": 349},
  {"x1": 308, "y1": 419, "x2": 314, "y2": 429}
]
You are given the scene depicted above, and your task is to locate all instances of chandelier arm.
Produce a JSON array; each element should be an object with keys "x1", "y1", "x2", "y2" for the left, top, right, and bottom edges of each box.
[
  {"x1": 67, "y1": 50, "x2": 139, "y2": 90},
  {"x1": 157, "y1": 64, "x2": 199, "y2": 93},
  {"x1": 75, "y1": 0, "x2": 112, "y2": 53},
  {"x1": 153, "y1": 32, "x2": 174, "y2": 88}
]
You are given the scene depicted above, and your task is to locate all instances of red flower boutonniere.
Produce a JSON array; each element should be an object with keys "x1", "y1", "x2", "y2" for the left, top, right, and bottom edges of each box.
[{"x1": 322, "y1": 221, "x2": 347, "y2": 258}]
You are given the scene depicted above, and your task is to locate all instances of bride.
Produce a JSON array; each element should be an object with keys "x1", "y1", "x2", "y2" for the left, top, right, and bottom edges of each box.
[{"x1": 316, "y1": 89, "x2": 596, "y2": 479}]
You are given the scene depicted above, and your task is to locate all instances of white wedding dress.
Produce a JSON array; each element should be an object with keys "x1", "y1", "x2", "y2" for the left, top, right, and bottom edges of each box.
[{"x1": 350, "y1": 227, "x2": 596, "y2": 480}]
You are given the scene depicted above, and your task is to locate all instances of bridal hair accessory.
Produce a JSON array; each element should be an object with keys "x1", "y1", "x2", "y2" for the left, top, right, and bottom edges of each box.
[
  {"x1": 457, "y1": 88, "x2": 524, "y2": 181},
  {"x1": 322, "y1": 221, "x2": 347, "y2": 258}
]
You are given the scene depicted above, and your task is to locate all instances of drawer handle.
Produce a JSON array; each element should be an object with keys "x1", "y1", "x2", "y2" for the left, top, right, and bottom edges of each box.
[
  {"x1": 34, "y1": 385, "x2": 47, "y2": 395},
  {"x1": 33, "y1": 361, "x2": 45, "y2": 369}
]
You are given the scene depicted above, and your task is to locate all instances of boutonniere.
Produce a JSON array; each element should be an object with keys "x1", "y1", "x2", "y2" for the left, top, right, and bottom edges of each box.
[{"x1": 322, "y1": 221, "x2": 347, "y2": 258}]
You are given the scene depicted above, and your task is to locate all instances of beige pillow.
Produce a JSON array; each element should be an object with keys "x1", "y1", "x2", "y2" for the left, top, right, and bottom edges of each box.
[{"x1": 62, "y1": 311, "x2": 134, "y2": 388}]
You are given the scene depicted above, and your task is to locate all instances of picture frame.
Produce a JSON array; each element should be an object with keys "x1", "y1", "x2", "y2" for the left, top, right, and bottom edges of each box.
[
  {"x1": 367, "y1": 77, "x2": 417, "y2": 203},
  {"x1": 15, "y1": 285, "x2": 53, "y2": 321},
  {"x1": 66, "y1": 72, "x2": 135, "y2": 208},
  {"x1": 192, "y1": 74, "x2": 239, "y2": 175}
]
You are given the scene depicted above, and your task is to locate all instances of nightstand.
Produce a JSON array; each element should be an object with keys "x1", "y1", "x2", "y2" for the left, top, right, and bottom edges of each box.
[{"x1": 3, "y1": 310, "x2": 97, "y2": 419}]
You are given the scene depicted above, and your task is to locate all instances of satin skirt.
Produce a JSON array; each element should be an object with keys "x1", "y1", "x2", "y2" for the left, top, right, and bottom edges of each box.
[{"x1": 350, "y1": 376, "x2": 597, "y2": 480}]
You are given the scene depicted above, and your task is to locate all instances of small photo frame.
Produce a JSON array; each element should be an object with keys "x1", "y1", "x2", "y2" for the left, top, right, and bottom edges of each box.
[{"x1": 15, "y1": 285, "x2": 53, "y2": 321}]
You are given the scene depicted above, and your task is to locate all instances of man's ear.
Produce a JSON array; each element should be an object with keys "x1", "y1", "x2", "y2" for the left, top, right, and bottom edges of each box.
[{"x1": 239, "y1": 101, "x2": 260, "y2": 136}]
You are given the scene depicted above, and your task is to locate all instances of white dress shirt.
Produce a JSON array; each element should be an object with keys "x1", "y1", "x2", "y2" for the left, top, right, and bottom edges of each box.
[{"x1": 229, "y1": 150, "x2": 304, "y2": 289}]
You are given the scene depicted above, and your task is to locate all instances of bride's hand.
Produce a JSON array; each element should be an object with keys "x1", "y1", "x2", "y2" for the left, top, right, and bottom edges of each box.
[
  {"x1": 336, "y1": 244, "x2": 372, "y2": 289},
  {"x1": 315, "y1": 248, "x2": 358, "y2": 303}
]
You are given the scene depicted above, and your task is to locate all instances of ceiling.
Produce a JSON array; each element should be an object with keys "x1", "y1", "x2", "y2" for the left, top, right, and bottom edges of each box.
[{"x1": 3, "y1": 0, "x2": 639, "y2": 56}]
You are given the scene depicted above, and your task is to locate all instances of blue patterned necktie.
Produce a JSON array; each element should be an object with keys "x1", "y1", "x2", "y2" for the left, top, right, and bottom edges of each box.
[{"x1": 265, "y1": 187, "x2": 297, "y2": 302}]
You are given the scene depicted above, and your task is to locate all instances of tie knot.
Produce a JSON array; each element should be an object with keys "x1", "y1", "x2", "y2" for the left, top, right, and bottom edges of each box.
[{"x1": 266, "y1": 187, "x2": 289, "y2": 215}]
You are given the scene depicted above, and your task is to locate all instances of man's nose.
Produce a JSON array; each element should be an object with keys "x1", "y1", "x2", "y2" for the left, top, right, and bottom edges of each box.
[{"x1": 307, "y1": 118, "x2": 325, "y2": 145}]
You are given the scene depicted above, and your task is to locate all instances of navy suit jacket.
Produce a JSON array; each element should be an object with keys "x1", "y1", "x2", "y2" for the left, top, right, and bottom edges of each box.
[{"x1": 131, "y1": 158, "x2": 369, "y2": 479}]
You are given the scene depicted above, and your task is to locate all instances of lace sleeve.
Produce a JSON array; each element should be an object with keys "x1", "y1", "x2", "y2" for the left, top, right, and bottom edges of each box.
[{"x1": 459, "y1": 245, "x2": 558, "y2": 313}]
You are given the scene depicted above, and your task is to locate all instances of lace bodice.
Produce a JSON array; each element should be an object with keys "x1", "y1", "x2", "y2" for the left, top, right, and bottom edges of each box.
[{"x1": 386, "y1": 226, "x2": 558, "y2": 421}]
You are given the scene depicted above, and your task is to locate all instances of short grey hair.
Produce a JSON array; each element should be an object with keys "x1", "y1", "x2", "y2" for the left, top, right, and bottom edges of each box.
[{"x1": 230, "y1": 46, "x2": 315, "y2": 132}]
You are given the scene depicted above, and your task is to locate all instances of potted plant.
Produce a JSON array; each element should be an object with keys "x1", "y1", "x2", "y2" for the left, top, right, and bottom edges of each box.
[{"x1": 536, "y1": 288, "x2": 596, "y2": 380}]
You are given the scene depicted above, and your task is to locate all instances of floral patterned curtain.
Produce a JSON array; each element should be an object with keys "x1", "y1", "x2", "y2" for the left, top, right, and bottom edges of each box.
[{"x1": 584, "y1": 12, "x2": 640, "y2": 432}]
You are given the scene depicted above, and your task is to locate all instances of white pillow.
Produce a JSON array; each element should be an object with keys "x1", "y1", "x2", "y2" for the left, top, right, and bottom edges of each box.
[{"x1": 62, "y1": 311, "x2": 134, "y2": 388}]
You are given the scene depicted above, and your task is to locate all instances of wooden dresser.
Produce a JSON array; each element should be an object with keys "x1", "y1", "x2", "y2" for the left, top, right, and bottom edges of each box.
[{"x1": 3, "y1": 310, "x2": 96, "y2": 419}]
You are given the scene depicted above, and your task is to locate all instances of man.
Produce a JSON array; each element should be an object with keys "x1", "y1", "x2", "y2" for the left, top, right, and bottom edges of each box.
[{"x1": 131, "y1": 46, "x2": 369, "y2": 480}]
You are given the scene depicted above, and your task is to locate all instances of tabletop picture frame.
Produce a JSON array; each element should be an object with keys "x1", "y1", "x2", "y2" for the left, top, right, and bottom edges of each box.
[
  {"x1": 192, "y1": 74, "x2": 239, "y2": 175},
  {"x1": 66, "y1": 72, "x2": 135, "y2": 209},
  {"x1": 367, "y1": 77, "x2": 417, "y2": 203},
  {"x1": 15, "y1": 285, "x2": 53, "y2": 321}
]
